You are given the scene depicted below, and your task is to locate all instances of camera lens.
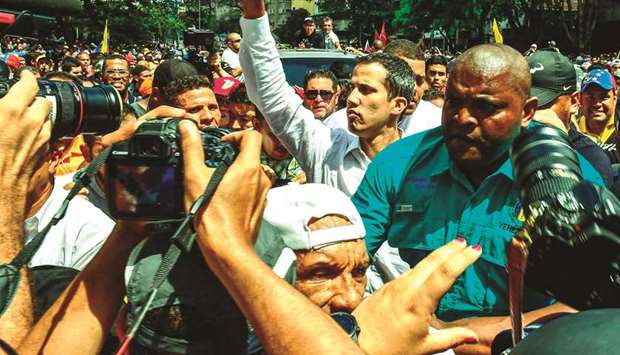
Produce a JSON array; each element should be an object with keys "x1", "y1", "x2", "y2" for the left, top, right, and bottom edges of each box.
[
  {"x1": 511, "y1": 125, "x2": 583, "y2": 210},
  {"x1": 26, "y1": 80, "x2": 122, "y2": 139}
]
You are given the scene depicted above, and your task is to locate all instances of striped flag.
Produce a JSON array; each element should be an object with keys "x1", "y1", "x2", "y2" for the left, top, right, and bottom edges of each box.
[{"x1": 101, "y1": 20, "x2": 110, "y2": 54}]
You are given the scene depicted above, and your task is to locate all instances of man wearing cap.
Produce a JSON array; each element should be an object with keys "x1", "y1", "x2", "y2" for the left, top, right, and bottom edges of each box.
[
  {"x1": 528, "y1": 50, "x2": 614, "y2": 185},
  {"x1": 576, "y1": 68, "x2": 619, "y2": 163},
  {"x1": 295, "y1": 17, "x2": 324, "y2": 49},
  {"x1": 222, "y1": 32, "x2": 243, "y2": 78}
]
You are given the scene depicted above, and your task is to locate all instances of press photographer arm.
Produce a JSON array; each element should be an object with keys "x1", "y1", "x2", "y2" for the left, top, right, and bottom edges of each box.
[
  {"x1": 0, "y1": 70, "x2": 51, "y2": 350},
  {"x1": 18, "y1": 106, "x2": 191, "y2": 355}
]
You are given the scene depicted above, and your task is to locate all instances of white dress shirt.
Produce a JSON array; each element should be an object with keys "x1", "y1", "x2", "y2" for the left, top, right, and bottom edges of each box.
[
  {"x1": 400, "y1": 100, "x2": 443, "y2": 136},
  {"x1": 239, "y1": 15, "x2": 370, "y2": 197},
  {"x1": 25, "y1": 176, "x2": 115, "y2": 270}
]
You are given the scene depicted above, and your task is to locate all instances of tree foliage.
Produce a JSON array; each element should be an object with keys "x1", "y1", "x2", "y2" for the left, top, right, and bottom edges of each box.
[
  {"x1": 392, "y1": 0, "x2": 603, "y2": 52},
  {"x1": 317, "y1": 0, "x2": 400, "y2": 42}
]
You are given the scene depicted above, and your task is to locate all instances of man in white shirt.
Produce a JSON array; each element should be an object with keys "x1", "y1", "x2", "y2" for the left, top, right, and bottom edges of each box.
[
  {"x1": 238, "y1": 15, "x2": 414, "y2": 196},
  {"x1": 322, "y1": 17, "x2": 341, "y2": 50},
  {"x1": 222, "y1": 32, "x2": 243, "y2": 78},
  {"x1": 25, "y1": 152, "x2": 114, "y2": 270}
]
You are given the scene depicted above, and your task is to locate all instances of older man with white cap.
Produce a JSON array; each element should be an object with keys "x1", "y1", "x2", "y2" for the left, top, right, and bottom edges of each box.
[
  {"x1": 253, "y1": 183, "x2": 459, "y2": 355},
  {"x1": 256, "y1": 183, "x2": 369, "y2": 314}
]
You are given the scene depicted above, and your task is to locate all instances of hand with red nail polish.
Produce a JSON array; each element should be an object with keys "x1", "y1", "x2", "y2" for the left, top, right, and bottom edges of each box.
[{"x1": 353, "y1": 239, "x2": 483, "y2": 355}]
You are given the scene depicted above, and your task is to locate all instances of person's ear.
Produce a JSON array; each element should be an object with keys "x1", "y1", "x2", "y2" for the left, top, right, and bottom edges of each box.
[
  {"x1": 521, "y1": 97, "x2": 538, "y2": 127},
  {"x1": 390, "y1": 96, "x2": 408, "y2": 117},
  {"x1": 570, "y1": 91, "x2": 580, "y2": 117}
]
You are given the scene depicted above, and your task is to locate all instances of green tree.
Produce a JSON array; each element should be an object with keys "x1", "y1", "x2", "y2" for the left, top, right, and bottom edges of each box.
[
  {"x1": 275, "y1": 8, "x2": 310, "y2": 46},
  {"x1": 317, "y1": 0, "x2": 400, "y2": 43}
]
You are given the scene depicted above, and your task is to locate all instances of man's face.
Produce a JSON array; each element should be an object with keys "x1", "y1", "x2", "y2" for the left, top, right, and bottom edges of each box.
[
  {"x1": 442, "y1": 66, "x2": 529, "y2": 169},
  {"x1": 227, "y1": 33, "x2": 242, "y2": 52},
  {"x1": 37, "y1": 61, "x2": 51, "y2": 75},
  {"x1": 322, "y1": 21, "x2": 333, "y2": 34},
  {"x1": 175, "y1": 87, "x2": 221, "y2": 129},
  {"x1": 303, "y1": 77, "x2": 339, "y2": 120},
  {"x1": 69, "y1": 65, "x2": 83, "y2": 77},
  {"x1": 255, "y1": 119, "x2": 290, "y2": 160},
  {"x1": 229, "y1": 102, "x2": 256, "y2": 130},
  {"x1": 137, "y1": 70, "x2": 153, "y2": 87},
  {"x1": 427, "y1": 64, "x2": 448, "y2": 92},
  {"x1": 579, "y1": 85, "x2": 617, "y2": 127},
  {"x1": 400, "y1": 56, "x2": 426, "y2": 108},
  {"x1": 78, "y1": 53, "x2": 91, "y2": 68},
  {"x1": 304, "y1": 22, "x2": 316, "y2": 36},
  {"x1": 102, "y1": 59, "x2": 130, "y2": 95},
  {"x1": 347, "y1": 62, "x2": 403, "y2": 138},
  {"x1": 295, "y1": 239, "x2": 369, "y2": 314}
]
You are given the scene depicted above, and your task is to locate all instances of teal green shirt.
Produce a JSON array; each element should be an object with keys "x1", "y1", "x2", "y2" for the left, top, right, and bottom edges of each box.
[{"x1": 352, "y1": 126, "x2": 604, "y2": 321}]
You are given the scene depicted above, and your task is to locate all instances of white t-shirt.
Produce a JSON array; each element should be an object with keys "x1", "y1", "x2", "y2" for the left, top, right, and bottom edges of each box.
[
  {"x1": 25, "y1": 176, "x2": 115, "y2": 270},
  {"x1": 324, "y1": 31, "x2": 340, "y2": 49},
  {"x1": 222, "y1": 47, "x2": 241, "y2": 69}
]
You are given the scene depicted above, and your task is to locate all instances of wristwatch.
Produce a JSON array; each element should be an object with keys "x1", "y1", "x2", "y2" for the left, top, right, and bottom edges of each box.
[{"x1": 331, "y1": 312, "x2": 361, "y2": 343}]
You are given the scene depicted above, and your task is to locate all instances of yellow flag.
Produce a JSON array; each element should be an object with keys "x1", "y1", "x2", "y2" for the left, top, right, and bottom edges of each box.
[
  {"x1": 101, "y1": 20, "x2": 110, "y2": 54},
  {"x1": 492, "y1": 18, "x2": 503, "y2": 44}
]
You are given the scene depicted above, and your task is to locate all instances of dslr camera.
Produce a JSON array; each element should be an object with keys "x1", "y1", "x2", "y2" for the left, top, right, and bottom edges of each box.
[
  {"x1": 511, "y1": 125, "x2": 620, "y2": 309},
  {"x1": 106, "y1": 119, "x2": 237, "y2": 220},
  {"x1": 0, "y1": 79, "x2": 123, "y2": 139}
]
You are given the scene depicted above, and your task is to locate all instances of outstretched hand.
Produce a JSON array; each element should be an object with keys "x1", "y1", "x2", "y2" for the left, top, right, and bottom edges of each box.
[{"x1": 353, "y1": 239, "x2": 482, "y2": 355}]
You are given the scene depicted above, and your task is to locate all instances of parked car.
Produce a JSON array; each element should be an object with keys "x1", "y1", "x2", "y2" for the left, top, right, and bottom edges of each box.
[{"x1": 279, "y1": 49, "x2": 359, "y2": 87}]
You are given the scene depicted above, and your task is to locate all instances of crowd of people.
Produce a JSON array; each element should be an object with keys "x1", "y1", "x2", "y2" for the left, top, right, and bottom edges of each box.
[{"x1": 0, "y1": 0, "x2": 619, "y2": 354}]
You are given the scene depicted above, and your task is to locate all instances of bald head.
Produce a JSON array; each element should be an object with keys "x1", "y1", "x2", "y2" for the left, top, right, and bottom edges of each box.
[{"x1": 452, "y1": 44, "x2": 531, "y2": 100}]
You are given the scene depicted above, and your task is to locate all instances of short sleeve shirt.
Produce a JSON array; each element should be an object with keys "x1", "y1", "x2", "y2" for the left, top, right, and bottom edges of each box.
[{"x1": 352, "y1": 126, "x2": 605, "y2": 321}]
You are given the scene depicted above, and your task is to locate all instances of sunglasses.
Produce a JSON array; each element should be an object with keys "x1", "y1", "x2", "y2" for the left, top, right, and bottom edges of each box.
[
  {"x1": 305, "y1": 90, "x2": 334, "y2": 101},
  {"x1": 230, "y1": 39, "x2": 241, "y2": 43}
]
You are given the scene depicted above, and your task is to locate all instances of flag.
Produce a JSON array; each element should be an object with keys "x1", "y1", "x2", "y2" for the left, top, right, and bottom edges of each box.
[
  {"x1": 101, "y1": 20, "x2": 110, "y2": 54},
  {"x1": 492, "y1": 18, "x2": 503, "y2": 44},
  {"x1": 373, "y1": 23, "x2": 387, "y2": 45},
  {"x1": 364, "y1": 40, "x2": 371, "y2": 53}
]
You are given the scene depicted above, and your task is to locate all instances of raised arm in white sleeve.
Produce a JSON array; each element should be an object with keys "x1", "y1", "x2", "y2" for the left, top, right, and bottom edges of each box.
[{"x1": 238, "y1": 14, "x2": 349, "y2": 177}]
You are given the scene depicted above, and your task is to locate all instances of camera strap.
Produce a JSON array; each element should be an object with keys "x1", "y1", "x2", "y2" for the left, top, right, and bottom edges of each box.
[
  {"x1": 116, "y1": 162, "x2": 231, "y2": 355},
  {"x1": 0, "y1": 146, "x2": 112, "y2": 316}
]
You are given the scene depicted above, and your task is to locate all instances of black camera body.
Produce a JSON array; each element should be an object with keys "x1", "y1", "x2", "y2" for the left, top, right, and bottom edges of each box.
[
  {"x1": 106, "y1": 119, "x2": 237, "y2": 220},
  {"x1": 512, "y1": 125, "x2": 620, "y2": 309},
  {"x1": 0, "y1": 79, "x2": 122, "y2": 139}
]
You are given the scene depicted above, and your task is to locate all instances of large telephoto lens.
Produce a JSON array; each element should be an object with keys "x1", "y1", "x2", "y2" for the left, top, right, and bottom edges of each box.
[
  {"x1": 38, "y1": 80, "x2": 123, "y2": 139},
  {"x1": 511, "y1": 125, "x2": 583, "y2": 211}
]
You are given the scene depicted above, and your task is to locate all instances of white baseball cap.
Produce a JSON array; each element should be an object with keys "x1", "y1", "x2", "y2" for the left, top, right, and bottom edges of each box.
[{"x1": 258, "y1": 184, "x2": 365, "y2": 251}]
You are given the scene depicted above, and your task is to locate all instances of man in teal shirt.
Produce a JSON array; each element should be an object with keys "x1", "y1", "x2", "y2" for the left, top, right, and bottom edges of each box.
[{"x1": 352, "y1": 44, "x2": 604, "y2": 353}]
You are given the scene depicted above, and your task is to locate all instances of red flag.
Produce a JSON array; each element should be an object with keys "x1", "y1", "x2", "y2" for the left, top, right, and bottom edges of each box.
[{"x1": 378, "y1": 22, "x2": 387, "y2": 44}]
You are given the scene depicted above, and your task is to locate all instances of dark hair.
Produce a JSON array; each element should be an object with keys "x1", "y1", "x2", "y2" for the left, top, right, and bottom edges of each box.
[
  {"x1": 0, "y1": 61, "x2": 10, "y2": 81},
  {"x1": 131, "y1": 64, "x2": 149, "y2": 76},
  {"x1": 61, "y1": 57, "x2": 80, "y2": 73},
  {"x1": 303, "y1": 69, "x2": 338, "y2": 91},
  {"x1": 425, "y1": 55, "x2": 448, "y2": 69},
  {"x1": 587, "y1": 63, "x2": 609, "y2": 73},
  {"x1": 422, "y1": 87, "x2": 444, "y2": 101},
  {"x1": 322, "y1": 16, "x2": 333, "y2": 24},
  {"x1": 356, "y1": 53, "x2": 415, "y2": 103},
  {"x1": 44, "y1": 71, "x2": 82, "y2": 83},
  {"x1": 161, "y1": 74, "x2": 212, "y2": 106},
  {"x1": 102, "y1": 53, "x2": 128, "y2": 71},
  {"x1": 384, "y1": 39, "x2": 424, "y2": 60}
]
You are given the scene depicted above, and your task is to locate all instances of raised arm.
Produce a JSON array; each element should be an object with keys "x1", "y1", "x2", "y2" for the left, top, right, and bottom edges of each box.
[{"x1": 238, "y1": 1, "x2": 343, "y2": 175}]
